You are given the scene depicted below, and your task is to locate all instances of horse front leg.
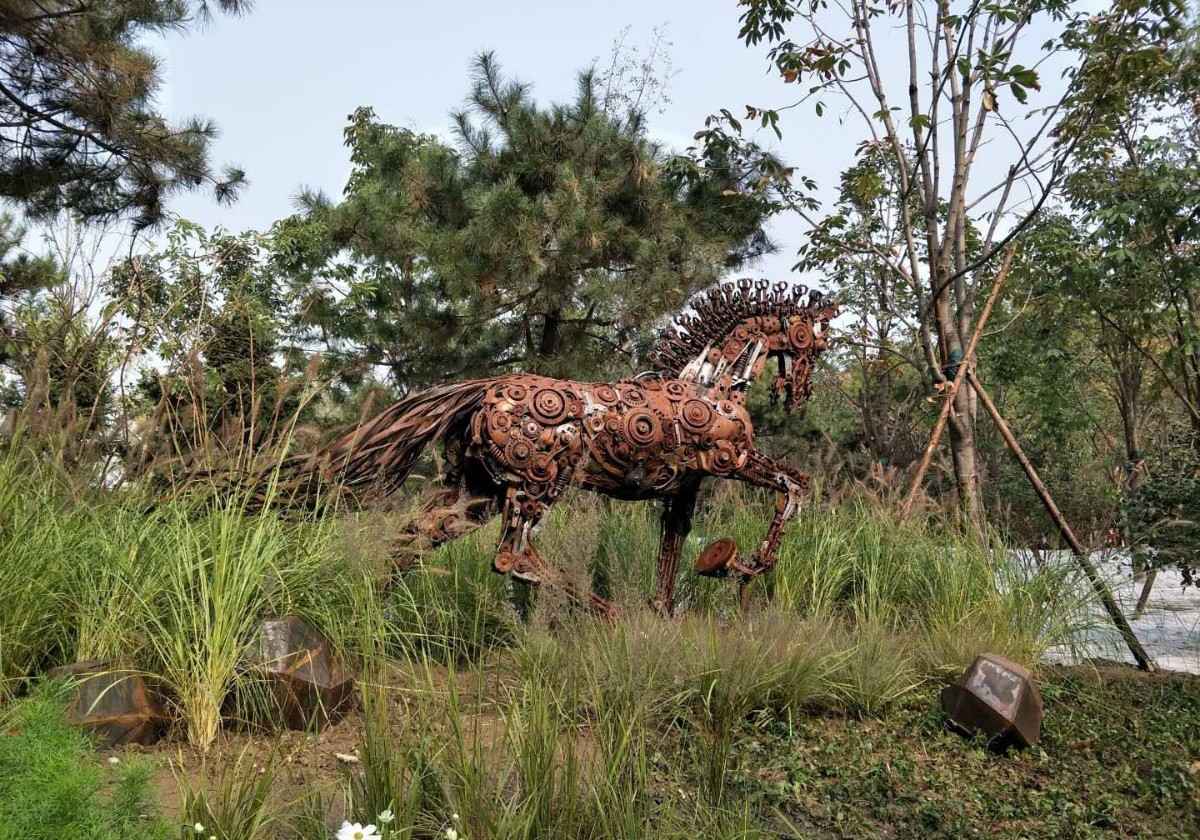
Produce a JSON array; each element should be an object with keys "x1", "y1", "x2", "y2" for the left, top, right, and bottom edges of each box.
[
  {"x1": 737, "y1": 451, "x2": 810, "y2": 607},
  {"x1": 651, "y1": 479, "x2": 701, "y2": 617},
  {"x1": 695, "y1": 450, "x2": 809, "y2": 609}
]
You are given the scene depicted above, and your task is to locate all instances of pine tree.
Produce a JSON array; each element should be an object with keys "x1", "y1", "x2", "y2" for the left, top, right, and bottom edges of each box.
[
  {"x1": 0, "y1": 1, "x2": 248, "y2": 228},
  {"x1": 276, "y1": 52, "x2": 787, "y2": 390},
  {"x1": 0, "y1": 212, "x2": 59, "y2": 371}
]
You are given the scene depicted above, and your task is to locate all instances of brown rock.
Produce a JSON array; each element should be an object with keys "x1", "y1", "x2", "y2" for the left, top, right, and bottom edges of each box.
[
  {"x1": 242, "y1": 616, "x2": 355, "y2": 731},
  {"x1": 941, "y1": 653, "x2": 1044, "y2": 749},
  {"x1": 50, "y1": 662, "x2": 166, "y2": 748}
]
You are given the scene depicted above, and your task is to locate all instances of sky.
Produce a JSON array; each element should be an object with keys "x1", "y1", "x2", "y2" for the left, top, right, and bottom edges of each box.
[
  {"x1": 155, "y1": 0, "x2": 1093, "y2": 281},
  {"x1": 156, "y1": 0, "x2": 850, "y2": 278}
]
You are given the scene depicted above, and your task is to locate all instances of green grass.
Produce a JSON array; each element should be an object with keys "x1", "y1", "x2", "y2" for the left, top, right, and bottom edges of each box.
[
  {"x1": 0, "y1": 455, "x2": 78, "y2": 695},
  {"x1": 0, "y1": 448, "x2": 375, "y2": 747},
  {"x1": 0, "y1": 683, "x2": 172, "y2": 840},
  {"x1": 2, "y1": 446, "x2": 1186, "y2": 837},
  {"x1": 726, "y1": 666, "x2": 1200, "y2": 839}
]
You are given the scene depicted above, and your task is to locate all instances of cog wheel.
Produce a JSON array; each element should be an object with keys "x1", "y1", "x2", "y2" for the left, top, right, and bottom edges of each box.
[
  {"x1": 625, "y1": 409, "x2": 661, "y2": 446},
  {"x1": 681, "y1": 399, "x2": 714, "y2": 432}
]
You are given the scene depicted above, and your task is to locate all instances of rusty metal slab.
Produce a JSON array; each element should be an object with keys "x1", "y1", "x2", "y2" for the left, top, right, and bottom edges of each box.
[{"x1": 941, "y1": 654, "x2": 1043, "y2": 749}]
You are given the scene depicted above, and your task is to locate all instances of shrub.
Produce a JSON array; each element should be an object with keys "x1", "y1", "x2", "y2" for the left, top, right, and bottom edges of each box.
[{"x1": 0, "y1": 683, "x2": 171, "y2": 840}]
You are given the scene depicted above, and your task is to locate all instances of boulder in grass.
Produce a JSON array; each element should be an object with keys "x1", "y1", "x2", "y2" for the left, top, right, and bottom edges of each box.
[
  {"x1": 48, "y1": 661, "x2": 167, "y2": 748},
  {"x1": 242, "y1": 616, "x2": 355, "y2": 731},
  {"x1": 940, "y1": 653, "x2": 1044, "y2": 750}
]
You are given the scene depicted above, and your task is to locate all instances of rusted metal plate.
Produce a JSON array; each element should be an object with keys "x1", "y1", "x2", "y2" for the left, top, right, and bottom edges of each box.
[
  {"x1": 51, "y1": 662, "x2": 167, "y2": 748},
  {"x1": 941, "y1": 654, "x2": 1043, "y2": 749},
  {"x1": 242, "y1": 616, "x2": 355, "y2": 731},
  {"x1": 695, "y1": 537, "x2": 739, "y2": 577}
]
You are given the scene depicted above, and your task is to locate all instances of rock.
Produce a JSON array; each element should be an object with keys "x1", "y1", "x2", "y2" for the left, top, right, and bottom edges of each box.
[
  {"x1": 941, "y1": 654, "x2": 1044, "y2": 749},
  {"x1": 49, "y1": 661, "x2": 167, "y2": 748},
  {"x1": 242, "y1": 616, "x2": 355, "y2": 731}
]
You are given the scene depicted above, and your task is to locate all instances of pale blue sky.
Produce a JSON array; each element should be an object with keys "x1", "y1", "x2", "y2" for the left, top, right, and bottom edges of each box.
[{"x1": 156, "y1": 0, "x2": 1091, "y2": 279}]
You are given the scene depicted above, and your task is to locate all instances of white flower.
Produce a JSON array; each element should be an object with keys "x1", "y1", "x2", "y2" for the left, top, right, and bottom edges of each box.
[
  {"x1": 107, "y1": 756, "x2": 120, "y2": 766},
  {"x1": 445, "y1": 829, "x2": 459, "y2": 840},
  {"x1": 377, "y1": 809, "x2": 394, "y2": 825},
  {"x1": 337, "y1": 822, "x2": 381, "y2": 840},
  {"x1": 192, "y1": 823, "x2": 205, "y2": 834},
  {"x1": 451, "y1": 813, "x2": 460, "y2": 822}
]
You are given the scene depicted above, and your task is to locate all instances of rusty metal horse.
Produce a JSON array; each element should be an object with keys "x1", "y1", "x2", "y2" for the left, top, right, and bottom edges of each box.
[{"x1": 296, "y1": 278, "x2": 835, "y2": 616}]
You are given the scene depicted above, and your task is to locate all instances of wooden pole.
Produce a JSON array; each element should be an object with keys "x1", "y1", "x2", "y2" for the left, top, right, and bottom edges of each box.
[
  {"x1": 966, "y1": 369, "x2": 1156, "y2": 672},
  {"x1": 900, "y1": 247, "x2": 1016, "y2": 518}
]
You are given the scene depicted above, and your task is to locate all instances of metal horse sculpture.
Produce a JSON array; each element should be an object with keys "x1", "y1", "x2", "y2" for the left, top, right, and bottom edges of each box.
[{"x1": 302, "y1": 279, "x2": 835, "y2": 616}]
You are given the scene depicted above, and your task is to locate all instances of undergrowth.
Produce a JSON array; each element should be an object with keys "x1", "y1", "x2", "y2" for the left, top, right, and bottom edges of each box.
[
  {"x1": 0, "y1": 683, "x2": 171, "y2": 840},
  {"x1": 0, "y1": 444, "x2": 1124, "y2": 838}
]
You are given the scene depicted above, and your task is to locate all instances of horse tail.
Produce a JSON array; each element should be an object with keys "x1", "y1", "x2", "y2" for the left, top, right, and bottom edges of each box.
[{"x1": 265, "y1": 378, "x2": 494, "y2": 510}]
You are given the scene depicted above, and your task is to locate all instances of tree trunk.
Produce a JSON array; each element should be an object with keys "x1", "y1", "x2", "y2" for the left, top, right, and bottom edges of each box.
[
  {"x1": 538, "y1": 309, "x2": 562, "y2": 359},
  {"x1": 948, "y1": 374, "x2": 982, "y2": 526},
  {"x1": 930, "y1": 258, "x2": 983, "y2": 529}
]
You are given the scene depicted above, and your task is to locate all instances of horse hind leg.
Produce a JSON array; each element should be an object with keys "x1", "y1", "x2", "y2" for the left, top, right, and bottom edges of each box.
[
  {"x1": 389, "y1": 484, "x2": 499, "y2": 575},
  {"x1": 493, "y1": 487, "x2": 617, "y2": 620},
  {"x1": 651, "y1": 480, "x2": 701, "y2": 617}
]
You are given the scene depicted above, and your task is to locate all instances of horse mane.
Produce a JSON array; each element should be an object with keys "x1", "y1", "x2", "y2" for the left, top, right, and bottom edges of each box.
[{"x1": 646, "y1": 278, "x2": 831, "y2": 377}]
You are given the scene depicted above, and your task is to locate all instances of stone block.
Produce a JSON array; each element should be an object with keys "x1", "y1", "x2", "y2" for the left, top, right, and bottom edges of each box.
[
  {"x1": 941, "y1": 653, "x2": 1043, "y2": 749},
  {"x1": 49, "y1": 661, "x2": 166, "y2": 748},
  {"x1": 242, "y1": 616, "x2": 355, "y2": 730}
]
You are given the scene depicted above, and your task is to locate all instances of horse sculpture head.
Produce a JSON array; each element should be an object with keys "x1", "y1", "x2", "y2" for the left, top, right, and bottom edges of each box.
[{"x1": 647, "y1": 278, "x2": 837, "y2": 412}]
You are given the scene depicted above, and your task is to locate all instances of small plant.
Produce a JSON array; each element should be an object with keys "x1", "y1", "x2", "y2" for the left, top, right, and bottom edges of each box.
[
  {"x1": 177, "y1": 748, "x2": 279, "y2": 840},
  {"x1": 341, "y1": 686, "x2": 436, "y2": 839},
  {"x1": 0, "y1": 683, "x2": 171, "y2": 840}
]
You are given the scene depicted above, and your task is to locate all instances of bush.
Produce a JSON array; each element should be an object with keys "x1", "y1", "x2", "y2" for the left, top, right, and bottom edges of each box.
[{"x1": 1124, "y1": 429, "x2": 1200, "y2": 585}]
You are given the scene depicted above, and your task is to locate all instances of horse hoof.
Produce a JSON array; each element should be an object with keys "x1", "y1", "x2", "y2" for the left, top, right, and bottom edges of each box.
[
  {"x1": 587, "y1": 593, "x2": 619, "y2": 621},
  {"x1": 648, "y1": 597, "x2": 675, "y2": 619},
  {"x1": 695, "y1": 537, "x2": 739, "y2": 578}
]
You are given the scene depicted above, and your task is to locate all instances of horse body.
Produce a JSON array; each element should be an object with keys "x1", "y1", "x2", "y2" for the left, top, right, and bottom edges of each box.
[
  {"x1": 314, "y1": 279, "x2": 836, "y2": 615},
  {"x1": 476, "y1": 373, "x2": 755, "y2": 500}
]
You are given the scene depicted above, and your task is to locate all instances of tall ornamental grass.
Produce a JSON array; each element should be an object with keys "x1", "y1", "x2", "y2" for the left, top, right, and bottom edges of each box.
[
  {"x1": 137, "y1": 501, "x2": 293, "y2": 751},
  {"x1": 391, "y1": 487, "x2": 1082, "y2": 683},
  {"x1": 130, "y1": 493, "x2": 374, "y2": 750},
  {"x1": 0, "y1": 454, "x2": 79, "y2": 696},
  {"x1": 0, "y1": 448, "x2": 373, "y2": 749},
  {"x1": 769, "y1": 499, "x2": 1080, "y2": 671}
]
